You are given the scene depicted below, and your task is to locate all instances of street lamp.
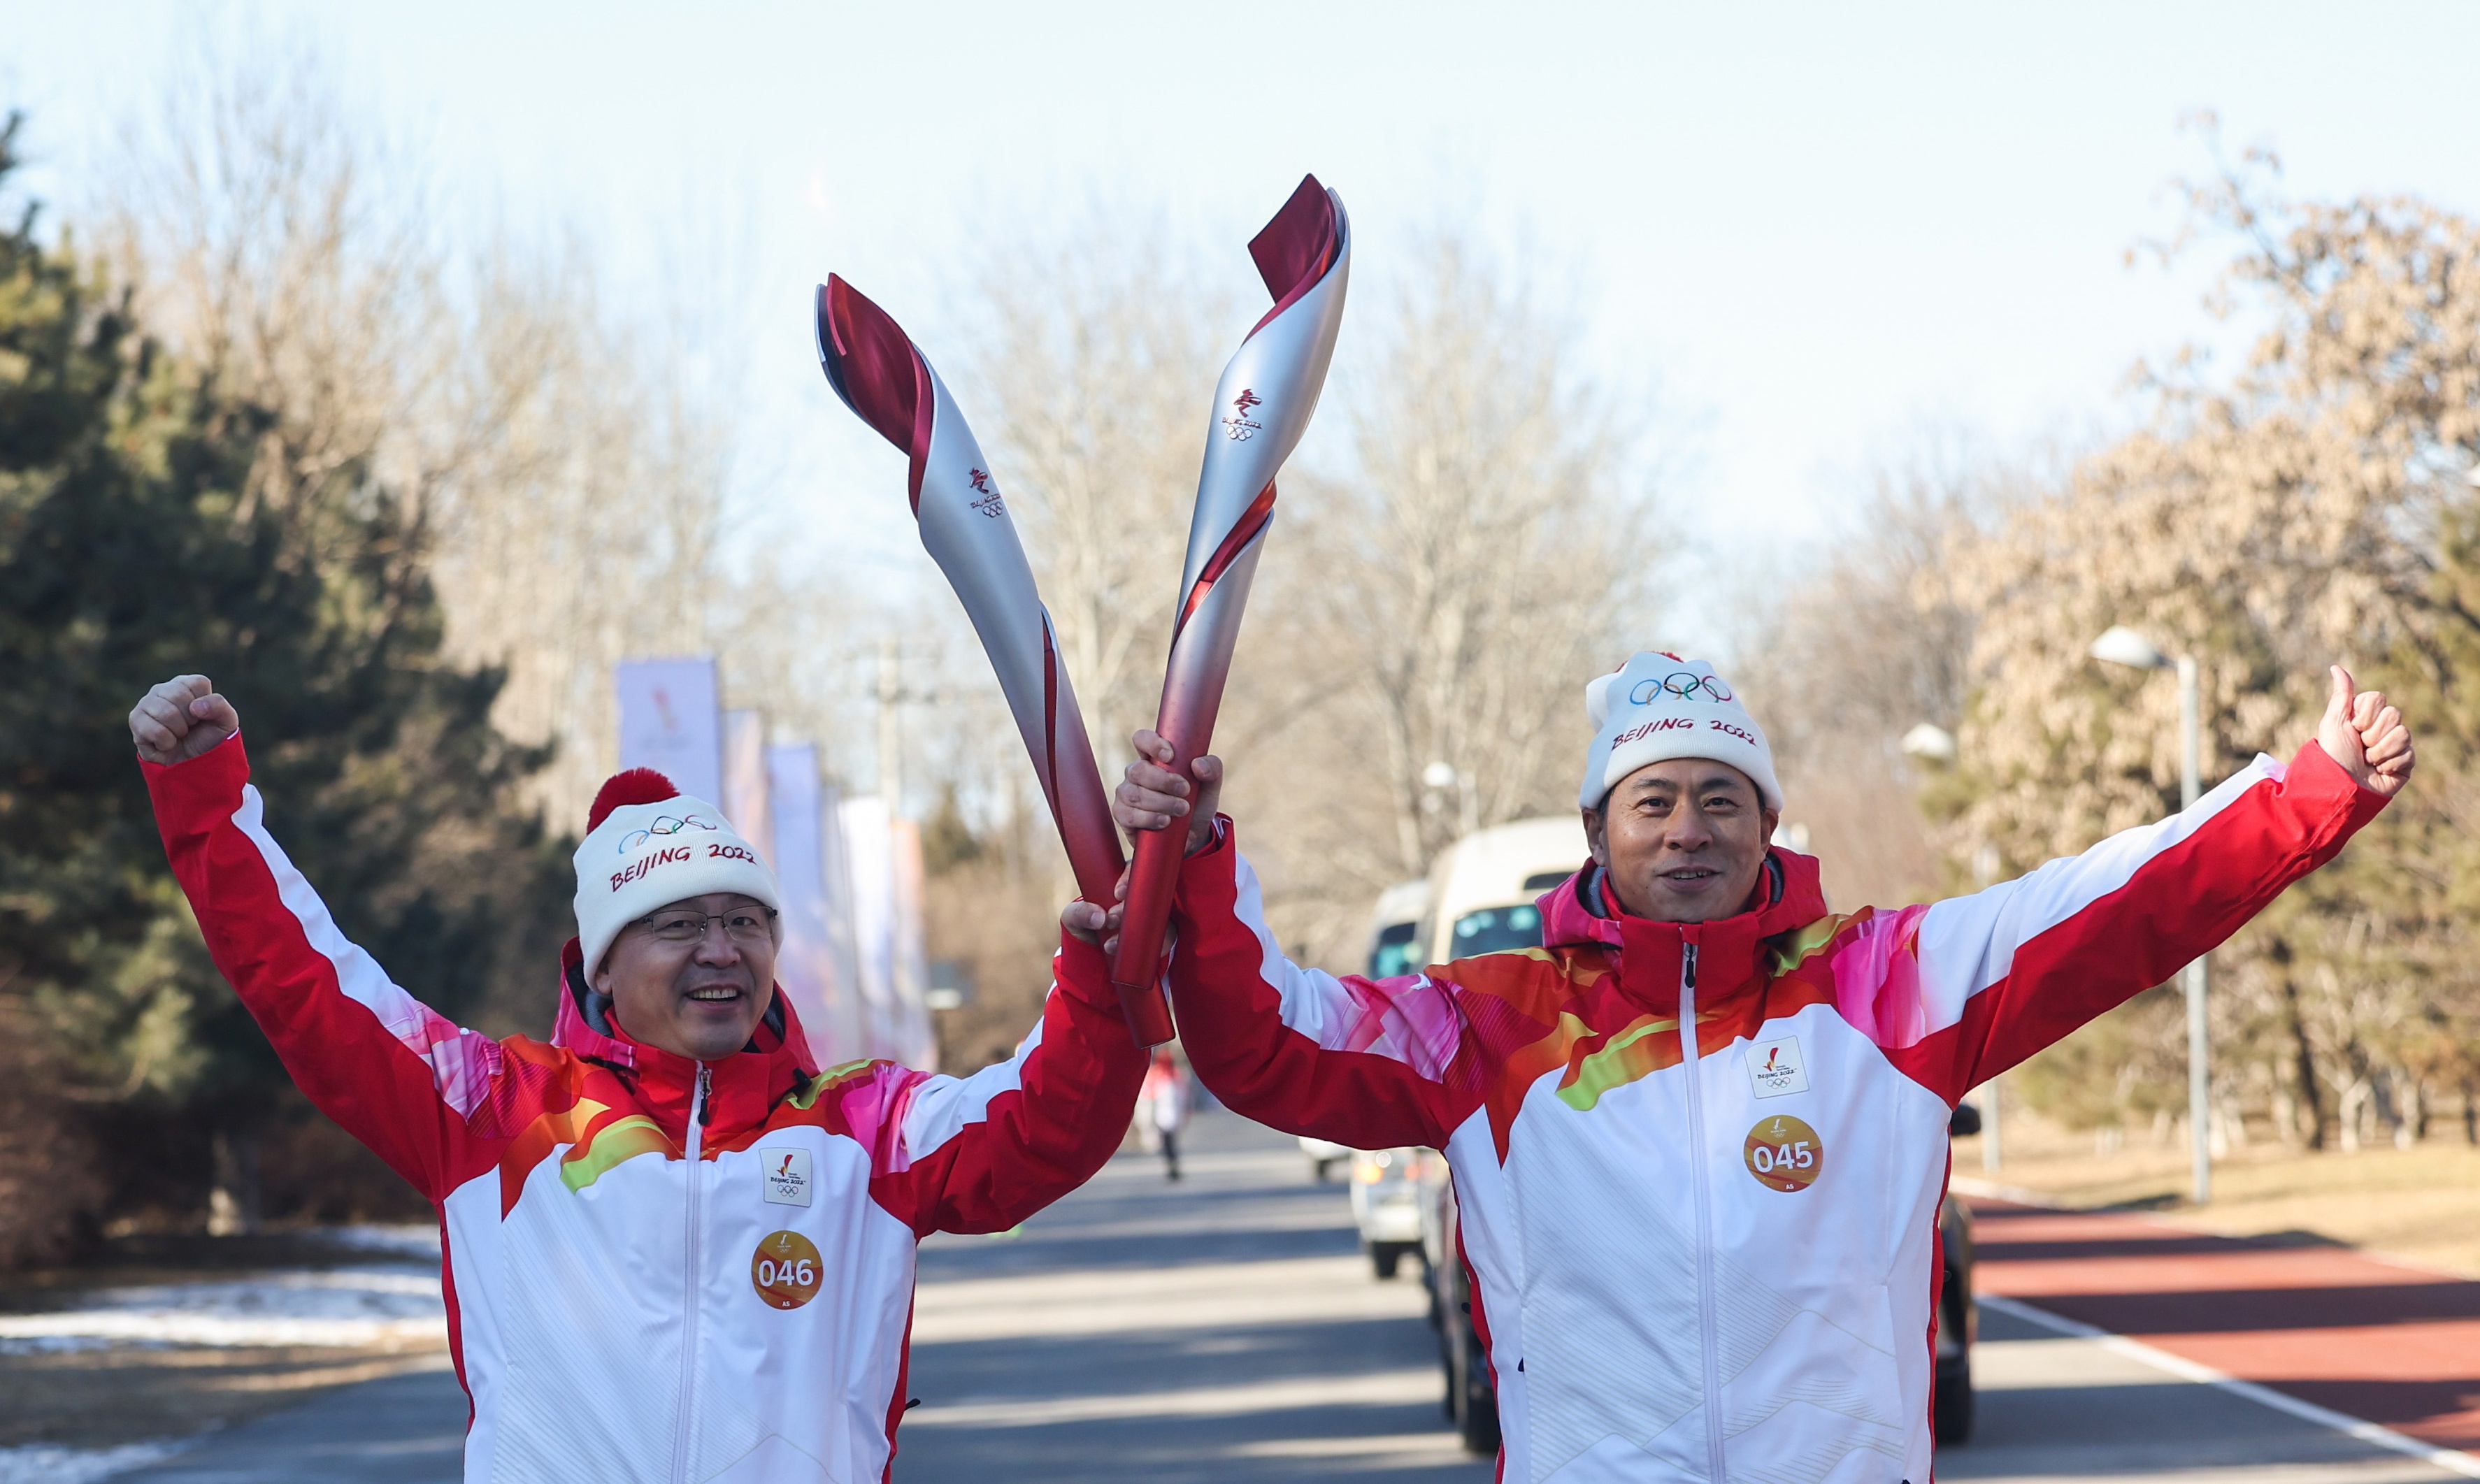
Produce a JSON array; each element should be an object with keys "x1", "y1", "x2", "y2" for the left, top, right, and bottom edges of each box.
[
  {"x1": 1424, "y1": 759, "x2": 1479, "y2": 837},
  {"x1": 1899, "y1": 722, "x2": 1958, "y2": 763},
  {"x1": 1902, "y1": 721, "x2": 2007, "y2": 1171},
  {"x1": 2088, "y1": 624, "x2": 2211, "y2": 1204}
]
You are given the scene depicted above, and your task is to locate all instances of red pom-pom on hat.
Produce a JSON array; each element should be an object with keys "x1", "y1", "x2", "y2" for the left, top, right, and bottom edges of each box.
[{"x1": 587, "y1": 768, "x2": 680, "y2": 832}]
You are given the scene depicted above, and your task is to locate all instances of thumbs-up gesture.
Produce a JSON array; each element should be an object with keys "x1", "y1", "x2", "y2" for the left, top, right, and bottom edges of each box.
[{"x1": 2316, "y1": 665, "x2": 2414, "y2": 799}]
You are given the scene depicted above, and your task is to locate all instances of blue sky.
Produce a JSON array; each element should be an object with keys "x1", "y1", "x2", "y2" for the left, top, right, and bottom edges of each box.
[{"x1": 8, "y1": 1, "x2": 2479, "y2": 619}]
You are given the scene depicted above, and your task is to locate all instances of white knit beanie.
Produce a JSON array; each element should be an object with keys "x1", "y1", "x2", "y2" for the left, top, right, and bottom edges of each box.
[
  {"x1": 573, "y1": 768, "x2": 780, "y2": 977},
  {"x1": 1580, "y1": 653, "x2": 1784, "y2": 811}
]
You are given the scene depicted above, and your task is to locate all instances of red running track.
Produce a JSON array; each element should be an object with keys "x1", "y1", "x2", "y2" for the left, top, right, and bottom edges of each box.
[{"x1": 1965, "y1": 1195, "x2": 2480, "y2": 1457}]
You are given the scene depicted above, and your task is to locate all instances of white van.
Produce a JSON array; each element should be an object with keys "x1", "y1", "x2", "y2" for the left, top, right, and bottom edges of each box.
[
  {"x1": 1312, "y1": 829, "x2": 1584, "y2": 1196},
  {"x1": 1300, "y1": 879, "x2": 1438, "y2": 1182},
  {"x1": 1366, "y1": 879, "x2": 1431, "y2": 977},
  {"x1": 1418, "y1": 815, "x2": 1591, "y2": 968}
]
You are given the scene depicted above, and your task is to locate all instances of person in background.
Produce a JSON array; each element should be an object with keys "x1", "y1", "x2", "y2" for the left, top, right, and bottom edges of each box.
[{"x1": 1137, "y1": 1047, "x2": 1191, "y2": 1181}]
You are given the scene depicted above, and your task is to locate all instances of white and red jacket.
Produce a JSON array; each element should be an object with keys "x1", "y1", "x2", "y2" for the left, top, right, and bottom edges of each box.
[
  {"x1": 1168, "y1": 742, "x2": 2384, "y2": 1484},
  {"x1": 146, "y1": 735, "x2": 1147, "y2": 1484}
]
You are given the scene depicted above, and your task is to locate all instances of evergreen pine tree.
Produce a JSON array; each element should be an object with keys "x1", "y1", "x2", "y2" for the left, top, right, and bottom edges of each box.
[{"x1": 0, "y1": 114, "x2": 571, "y2": 1254}]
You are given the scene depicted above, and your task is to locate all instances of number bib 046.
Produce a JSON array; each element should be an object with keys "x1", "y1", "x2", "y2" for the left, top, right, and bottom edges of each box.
[
  {"x1": 1743, "y1": 1114, "x2": 1823, "y2": 1193},
  {"x1": 752, "y1": 1230, "x2": 823, "y2": 1309}
]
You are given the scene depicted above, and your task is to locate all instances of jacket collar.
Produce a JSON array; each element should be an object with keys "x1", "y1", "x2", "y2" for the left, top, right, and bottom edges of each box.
[
  {"x1": 550, "y1": 937, "x2": 815, "y2": 1146},
  {"x1": 1539, "y1": 850, "x2": 1828, "y2": 1019}
]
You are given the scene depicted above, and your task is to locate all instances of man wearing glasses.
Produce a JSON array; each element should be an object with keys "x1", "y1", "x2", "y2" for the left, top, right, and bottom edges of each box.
[{"x1": 130, "y1": 673, "x2": 1147, "y2": 1484}]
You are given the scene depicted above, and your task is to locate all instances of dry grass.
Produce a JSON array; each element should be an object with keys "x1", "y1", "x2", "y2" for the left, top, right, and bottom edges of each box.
[{"x1": 1953, "y1": 1112, "x2": 2480, "y2": 1278}]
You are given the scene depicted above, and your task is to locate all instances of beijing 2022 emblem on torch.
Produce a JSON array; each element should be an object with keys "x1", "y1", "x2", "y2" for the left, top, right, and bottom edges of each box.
[{"x1": 1109, "y1": 175, "x2": 1353, "y2": 1005}]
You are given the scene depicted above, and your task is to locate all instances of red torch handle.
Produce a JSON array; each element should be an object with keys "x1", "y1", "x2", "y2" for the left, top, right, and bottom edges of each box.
[
  {"x1": 1107, "y1": 500, "x2": 1267, "y2": 1025},
  {"x1": 1109, "y1": 737, "x2": 1194, "y2": 1025},
  {"x1": 1108, "y1": 906, "x2": 1178, "y2": 1047},
  {"x1": 1080, "y1": 749, "x2": 1170, "y2": 1046}
]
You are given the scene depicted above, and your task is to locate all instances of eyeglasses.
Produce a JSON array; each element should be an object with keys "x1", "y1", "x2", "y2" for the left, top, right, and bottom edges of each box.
[{"x1": 631, "y1": 906, "x2": 778, "y2": 946}]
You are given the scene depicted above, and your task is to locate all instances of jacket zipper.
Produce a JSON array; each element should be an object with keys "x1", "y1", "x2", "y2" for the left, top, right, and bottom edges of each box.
[
  {"x1": 1679, "y1": 942, "x2": 1730, "y2": 1483},
  {"x1": 671, "y1": 1064, "x2": 712, "y2": 1484}
]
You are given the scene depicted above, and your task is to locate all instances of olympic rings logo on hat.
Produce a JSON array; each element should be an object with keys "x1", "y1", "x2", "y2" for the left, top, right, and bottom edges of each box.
[
  {"x1": 1630, "y1": 672, "x2": 1734, "y2": 705},
  {"x1": 618, "y1": 814, "x2": 718, "y2": 853}
]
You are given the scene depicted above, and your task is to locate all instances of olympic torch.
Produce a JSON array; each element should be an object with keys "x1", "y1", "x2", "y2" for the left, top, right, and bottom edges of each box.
[
  {"x1": 815, "y1": 277, "x2": 1168, "y2": 1046},
  {"x1": 1109, "y1": 175, "x2": 1352, "y2": 1003}
]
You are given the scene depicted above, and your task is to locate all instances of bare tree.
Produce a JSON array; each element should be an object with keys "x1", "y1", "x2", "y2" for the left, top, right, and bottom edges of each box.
[
  {"x1": 96, "y1": 36, "x2": 773, "y2": 826},
  {"x1": 955, "y1": 211, "x2": 1231, "y2": 763},
  {"x1": 422, "y1": 239, "x2": 738, "y2": 815},
  {"x1": 1238, "y1": 231, "x2": 1661, "y2": 961},
  {"x1": 1734, "y1": 434, "x2": 2030, "y2": 907},
  {"x1": 1936, "y1": 154, "x2": 2480, "y2": 1144},
  {"x1": 917, "y1": 222, "x2": 1658, "y2": 983},
  {"x1": 97, "y1": 26, "x2": 447, "y2": 543}
]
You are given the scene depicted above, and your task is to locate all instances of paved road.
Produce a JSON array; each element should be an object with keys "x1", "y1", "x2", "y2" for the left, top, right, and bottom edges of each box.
[
  {"x1": 896, "y1": 1111, "x2": 1482, "y2": 1483},
  {"x1": 1947, "y1": 1303, "x2": 2464, "y2": 1484},
  {"x1": 107, "y1": 1113, "x2": 2477, "y2": 1483},
  {"x1": 113, "y1": 1356, "x2": 463, "y2": 1484}
]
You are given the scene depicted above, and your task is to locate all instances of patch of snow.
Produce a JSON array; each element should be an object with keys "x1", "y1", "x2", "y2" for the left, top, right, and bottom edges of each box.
[
  {"x1": 0, "y1": 1439, "x2": 189, "y2": 1483},
  {"x1": 0, "y1": 1336, "x2": 167, "y2": 1356},
  {"x1": 322, "y1": 1223, "x2": 441, "y2": 1262},
  {"x1": 0, "y1": 1267, "x2": 445, "y2": 1350}
]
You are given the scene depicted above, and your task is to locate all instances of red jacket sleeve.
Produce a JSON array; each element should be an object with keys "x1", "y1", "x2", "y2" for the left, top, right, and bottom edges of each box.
[
  {"x1": 1849, "y1": 741, "x2": 2388, "y2": 1102},
  {"x1": 1166, "y1": 821, "x2": 1482, "y2": 1152},
  {"x1": 861, "y1": 931, "x2": 1148, "y2": 1236},
  {"x1": 143, "y1": 733, "x2": 506, "y2": 1199}
]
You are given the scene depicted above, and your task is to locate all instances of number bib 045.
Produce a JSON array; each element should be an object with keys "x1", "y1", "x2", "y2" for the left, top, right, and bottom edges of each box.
[
  {"x1": 1743, "y1": 1114, "x2": 1823, "y2": 1193},
  {"x1": 752, "y1": 1230, "x2": 823, "y2": 1309}
]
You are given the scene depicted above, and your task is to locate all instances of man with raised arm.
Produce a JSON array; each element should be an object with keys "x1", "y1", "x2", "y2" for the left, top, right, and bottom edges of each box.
[
  {"x1": 1108, "y1": 651, "x2": 2412, "y2": 1484},
  {"x1": 132, "y1": 674, "x2": 1147, "y2": 1484}
]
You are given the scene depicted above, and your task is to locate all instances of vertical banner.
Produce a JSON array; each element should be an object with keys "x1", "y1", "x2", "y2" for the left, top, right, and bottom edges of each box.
[
  {"x1": 722, "y1": 709, "x2": 775, "y2": 867},
  {"x1": 615, "y1": 658, "x2": 723, "y2": 806},
  {"x1": 766, "y1": 742, "x2": 839, "y2": 1068},
  {"x1": 815, "y1": 782, "x2": 868, "y2": 1067},
  {"x1": 839, "y1": 795, "x2": 899, "y2": 1060},
  {"x1": 888, "y1": 817, "x2": 935, "y2": 1072}
]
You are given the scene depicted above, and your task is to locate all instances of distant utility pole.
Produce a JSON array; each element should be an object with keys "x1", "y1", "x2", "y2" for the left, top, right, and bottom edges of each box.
[{"x1": 877, "y1": 637, "x2": 903, "y2": 812}]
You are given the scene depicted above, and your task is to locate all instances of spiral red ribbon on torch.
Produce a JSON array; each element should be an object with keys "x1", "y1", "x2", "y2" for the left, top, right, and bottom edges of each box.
[
  {"x1": 1110, "y1": 176, "x2": 1351, "y2": 1004},
  {"x1": 817, "y1": 278, "x2": 1165, "y2": 1044}
]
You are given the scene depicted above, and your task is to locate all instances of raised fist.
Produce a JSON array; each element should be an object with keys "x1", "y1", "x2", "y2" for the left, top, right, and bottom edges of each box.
[{"x1": 129, "y1": 675, "x2": 239, "y2": 766}]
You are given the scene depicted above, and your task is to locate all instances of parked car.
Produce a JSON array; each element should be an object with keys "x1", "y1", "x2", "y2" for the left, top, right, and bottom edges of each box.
[
  {"x1": 1404, "y1": 818, "x2": 1584, "y2": 1453},
  {"x1": 1420, "y1": 1101, "x2": 1982, "y2": 1456},
  {"x1": 1936, "y1": 1101, "x2": 1981, "y2": 1443},
  {"x1": 1349, "y1": 1147, "x2": 1435, "y2": 1279},
  {"x1": 1298, "y1": 1135, "x2": 1352, "y2": 1183},
  {"x1": 1292, "y1": 882, "x2": 1441, "y2": 1186},
  {"x1": 1422, "y1": 1163, "x2": 1499, "y2": 1454}
]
